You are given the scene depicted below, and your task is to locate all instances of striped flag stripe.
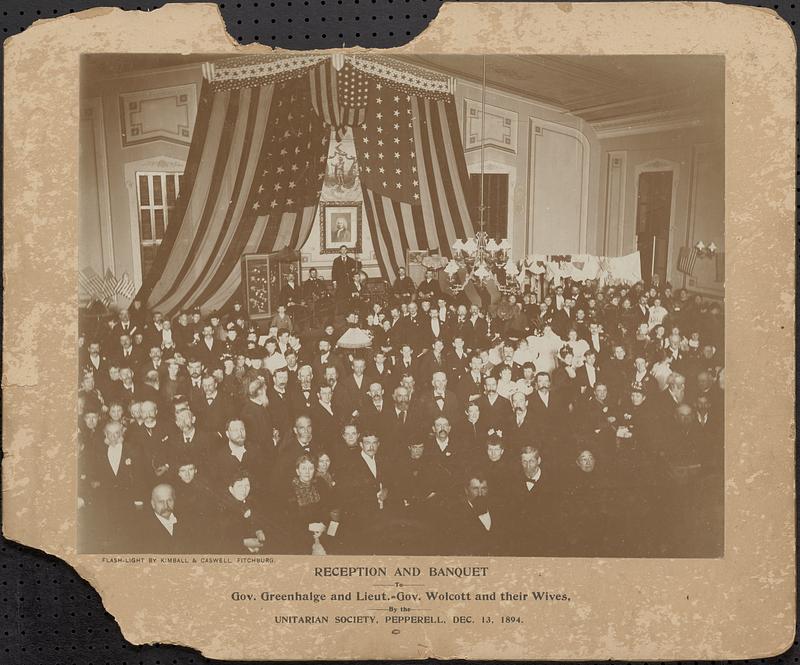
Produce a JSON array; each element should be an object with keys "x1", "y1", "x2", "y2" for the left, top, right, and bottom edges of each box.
[
  {"x1": 392, "y1": 198, "x2": 412, "y2": 260},
  {"x1": 362, "y1": 189, "x2": 393, "y2": 281},
  {"x1": 166, "y1": 85, "x2": 273, "y2": 314},
  {"x1": 148, "y1": 89, "x2": 237, "y2": 306},
  {"x1": 409, "y1": 97, "x2": 440, "y2": 250},
  {"x1": 381, "y1": 195, "x2": 407, "y2": 271},
  {"x1": 137, "y1": 78, "x2": 216, "y2": 305},
  {"x1": 443, "y1": 101, "x2": 475, "y2": 237},
  {"x1": 436, "y1": 99, "x2": 475, "y2": 239},
  {"x1": 425, "y1": 98, "x2": 462, "y2": 254},
  {"x1": 410, "y1": 196, "x2": 429, "y2": 251},
  {"x1": 367, "y1": 188, "x2": 401, "y2": 276},
  {"x1": 164, "y1": 86, "x2": 261, "y2": 314},
  {"x1": 152, "y1": 88, "x2": 244, "y2": 308},
  {"x1": 397, "y1": 200, "x2": 417, "y2": 256},
  {"x1": 197, "y1": 213, "x2": 275, "y2": 313},
  {"x1": 310, "y1": 61, "x2": 340, "y2": 129},
  {"x1": 199, "y1": 204, "x2": 315, "y2": 313},
  {"x1": 415, "y1": 98, "x2": 452, "y2": 255},
  {"x1": 368, "y1": 191, "x2": 401, "y2": 276}
]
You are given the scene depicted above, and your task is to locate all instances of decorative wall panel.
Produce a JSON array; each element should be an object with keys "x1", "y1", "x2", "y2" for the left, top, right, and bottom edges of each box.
[
  {"x1": 119, "y1": 84, "x2": 198, "y2": 147},
  {"x1": 463, "y1": 98, "x2": 518, "y2": 153}
]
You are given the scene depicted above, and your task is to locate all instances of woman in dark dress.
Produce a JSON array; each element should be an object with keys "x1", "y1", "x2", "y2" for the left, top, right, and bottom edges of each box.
[{"x1": 278, "y1": 454, "x2": 341, "y2": 554}]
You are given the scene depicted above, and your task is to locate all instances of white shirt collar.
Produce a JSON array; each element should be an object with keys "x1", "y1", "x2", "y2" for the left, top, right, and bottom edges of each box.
[
  {"x1": 525, "y1": 467, "x2": 543, "y2": 488},
  {"x1": 155, "y1": 511, "x2": 178, "y2": 535},
  {"x1": 229, "y1": 441, "x2": 246, "y2": 461},
  {"x1": 361, "y1": 451, "x2": 378, "y2": 477},
  {"x1": 436, "y1": 438, "x2": 449, "y2": 452},
  {"x1": 107, "y1": 443, "x2": 123, "y2": 475}
]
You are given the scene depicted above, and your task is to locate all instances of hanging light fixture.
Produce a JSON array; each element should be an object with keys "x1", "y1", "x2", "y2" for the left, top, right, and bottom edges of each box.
[{"x1": 446, "y1": 55, "x2": 513, "y2": 290}]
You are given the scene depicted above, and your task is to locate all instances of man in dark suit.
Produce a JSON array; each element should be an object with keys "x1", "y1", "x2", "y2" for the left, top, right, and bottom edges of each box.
[
  {"x1": 476, "y1": 375, "x2": 513, "y2": 432},
  {"x1": 339, "y1": 356, "x2": 370, "y2": 417},
  {"x1": 82, "y1": 340, "x2": 107, "y2": 382},
  {"x1": 331, "y1": 246, "x2": 359, "y2": 304},
  {"x1": 419, "y1": 338, "x2": 449, "y2": 381},
  {"x1": 447, "y1": 335, "x2": 470, "y2": 382},
  {"x1": 655, "y1": 372, "x2": 688, "y2": 425},
  {"x1": 167, "y1": 408, "x2": 214, "y2": 475},
  {"x1": 337, "y1": 431, "x2": 393, "y2": 553},
  {"x1": 503, "y1": 445, "x2": 560, "y2": 556},
  {"x1": 443, "y1": 473, "x2": 504, "y2": 556},
  {"x1": 425, "y1": 416, "x2": 466, "y2": 494},
  {"x1": 576, "y1": 349, "x2": 603, "y2": 398},
  {"x1": 113, "y1": 333, "x2": 145, "y2": 369},
  {"x1": 419, "y1": 371, "x2": 462, "y2": 430},
  {"x1": 208, "y1": 418, "x2": 267, "y2": 496},
  {"x1": 83, "y1": 420, "x2": 148, "y2": 552},
  {"x1": 456, "y1": 355, "x2": 485, "y2": 406},
  {"x1": 367, "y1": 348, "x2": 393, "y2": 387},
  {"x1": 392, "y1": 266, "x2": 416, "y2": 302},
  {"x1": 394, "y1": 343, "x2": 419, "y2": 382},
  {"x1": 453, "y1": 402, "x2": 490, "y2": 456},
  {"x1": 420, "y1": 308, "x2": 450, "y2": 350},
  {"x1": 416, "y1": 269, "x2": 441, "y2": 302},
  {"x1": 310, "y1": 384, "x2": 341, "y2": 452},
  {"x1": 392, "y1": 441, "x2": 448, "y2": 554},
  {"x1": 467, "y1": 305, "x2": 489, "y2": 350},
  {"x1": 191, "y1": 323, "x2": 222, "y2": 368},
  {"x1": 132, "y1": 483, "x2": 193, "y2": 554},
  {"x1": 129, "y1": 399, "x2": 172, "y2": 479},
  {"x1": 449, "y1": 306, "x2": 472, "y2": 351},
  {"x1": 239, "y1": 377, "x2": 277, "y2": 459},
  {"x1": 528, "y1": 372, "x2": 570, "y2": 466},
  {"x1": 288, "y1": 365, "x2": 315, "y2": 418},
  {"x1": 267, "y1": 367, "x2": 293, "y2": 437},
  {"x1": 379, "y1": 385, "x2": 418, "y2": 455},
  {"x1": 273, "y1": 414, "x2": 324, "y2": 494},
  {"x1": 361, "y1": 381, "x2": 394, "y2": 445},
  {"x1": 505, "y1": 391, "x2": 537, "y2": 453},
  {"x1": 193, "y1": 375, "x2": 232, "y2": 439}
]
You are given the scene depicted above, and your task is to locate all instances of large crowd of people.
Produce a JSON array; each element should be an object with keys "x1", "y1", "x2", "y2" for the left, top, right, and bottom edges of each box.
[{"x1": 77, "y1": 259, "x2": 724, "y2": 557}]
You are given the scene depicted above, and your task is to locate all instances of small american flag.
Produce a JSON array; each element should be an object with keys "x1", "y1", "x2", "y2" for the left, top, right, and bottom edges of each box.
[
  {"x1": 677, "y1": 246, "x2": 698, "y2": 275},
  {"x1": 116, "y1": 272, "x2": 136, "y2": 299}
]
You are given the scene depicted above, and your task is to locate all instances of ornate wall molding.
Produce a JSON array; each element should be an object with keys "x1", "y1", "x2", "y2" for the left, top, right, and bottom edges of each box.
[
  {"x1": 119, "y1": 84, "x2": 198, "y2": 147},
  {"x1": 463, "y1": 98, "x2": 518, "y2": 154}
]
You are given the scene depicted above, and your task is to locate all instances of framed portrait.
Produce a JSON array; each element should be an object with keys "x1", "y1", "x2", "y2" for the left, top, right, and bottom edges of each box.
[{"x1": 320, "y1": 201, "x2": 362, "y2": 254}]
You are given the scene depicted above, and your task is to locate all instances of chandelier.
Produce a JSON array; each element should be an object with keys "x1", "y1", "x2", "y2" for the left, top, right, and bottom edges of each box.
[{"x1": 444, "y1": 56, "x2": 517, "y2": 291}]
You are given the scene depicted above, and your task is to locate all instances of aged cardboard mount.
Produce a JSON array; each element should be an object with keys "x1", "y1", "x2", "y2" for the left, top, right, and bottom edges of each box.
[{"x1": 2, "y1": 2, "x2": 796, "y2": 660}]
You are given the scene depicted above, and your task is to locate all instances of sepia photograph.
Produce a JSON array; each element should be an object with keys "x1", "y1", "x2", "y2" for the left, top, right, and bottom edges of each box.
[{"x1": 77, "y1": 51, "x2": 725, "y2": 559}]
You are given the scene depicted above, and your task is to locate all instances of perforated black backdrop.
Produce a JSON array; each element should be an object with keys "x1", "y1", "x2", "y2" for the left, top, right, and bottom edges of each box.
[{"x1": 1, "y1": 1, "x2": 797, "y2": 663}]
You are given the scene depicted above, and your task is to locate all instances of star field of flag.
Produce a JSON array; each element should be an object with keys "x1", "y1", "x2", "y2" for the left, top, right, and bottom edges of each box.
[
  {"x1": 353, "y1": 79, "x2": 420, "y2": 204},
  {"x1": 249, "y1": 79, "x2": 328, "y2": 215}
]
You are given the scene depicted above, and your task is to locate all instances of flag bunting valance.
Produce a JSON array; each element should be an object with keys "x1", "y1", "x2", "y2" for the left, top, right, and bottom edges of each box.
[{"x1": 204, "y1": 53, "x2": 454, "y2": 100}]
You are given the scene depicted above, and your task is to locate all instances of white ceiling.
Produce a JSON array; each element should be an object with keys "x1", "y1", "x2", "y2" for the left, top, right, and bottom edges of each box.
[{"x1": 403, "y1": 54, "x2": 723, "y2": 129}]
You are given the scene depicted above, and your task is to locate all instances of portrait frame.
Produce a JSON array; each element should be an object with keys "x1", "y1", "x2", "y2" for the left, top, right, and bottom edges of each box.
[{"x1": 320, "y1": 200, "x2": 362, "y2": 254}]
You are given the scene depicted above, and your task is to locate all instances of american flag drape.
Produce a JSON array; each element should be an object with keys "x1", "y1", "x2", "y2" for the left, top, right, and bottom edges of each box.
[
  {"x1": 309, "y1": 59, "x2": 369, "y2": 137},
  {"x1": 353, "y1": 77, "x2": 474, "y2": 282},
  {"x1": 137, "y1": 74, "x2": 329, "y2": 316},
  {"x1": 136, "y1": 55, "x2": 475, "y2": 311}
]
